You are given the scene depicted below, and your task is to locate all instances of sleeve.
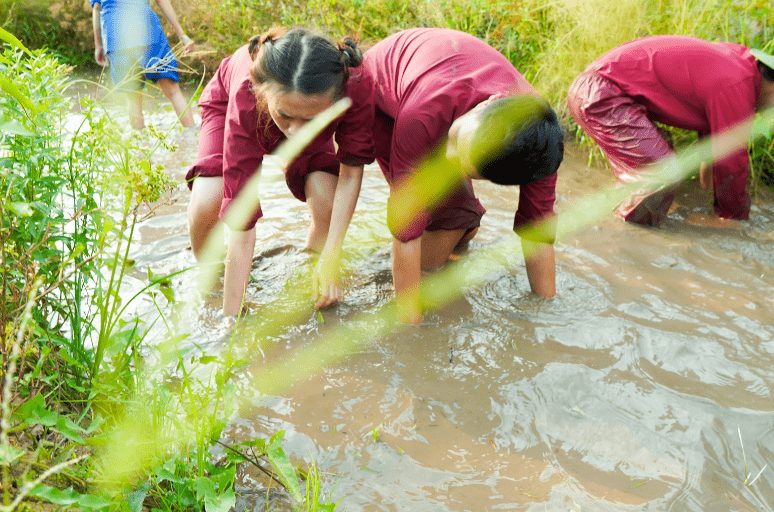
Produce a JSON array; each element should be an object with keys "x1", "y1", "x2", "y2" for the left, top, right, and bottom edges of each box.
[
  {"x1": 704, "y1": 79, "x2": 757, "y2": 220},
  {"x1": 219, "y1": 80, "x2": 266, "y2": 231},
  {"x1": 335, "y1": 68, "x2": 376, "y2": 166},
  {"x1": 386, "y1": 108, "x2": 450, "y2": 242},
  {"x1": 513, "y1": 172, "x2": 558, "y2": 244}
]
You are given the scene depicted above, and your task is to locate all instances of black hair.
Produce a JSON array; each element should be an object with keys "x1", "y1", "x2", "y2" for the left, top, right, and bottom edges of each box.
[
  {"x1": 758, "y1": 61, "x2": 774, "y2": 82},
  {"x1": 248, "y1": 27, "x2": 362, "y2": 99},
  {"x1": 470, "y1": 95, "x2": 564, "y2": 186}
]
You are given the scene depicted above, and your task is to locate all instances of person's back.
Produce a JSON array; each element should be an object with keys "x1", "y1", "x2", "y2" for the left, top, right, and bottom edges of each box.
[
  {"x1": 363, "y1": 28, "x2": 563, "y2": 323},
  {"x1": 590, "y1": 35, "x2": 760, "y2": 132}
]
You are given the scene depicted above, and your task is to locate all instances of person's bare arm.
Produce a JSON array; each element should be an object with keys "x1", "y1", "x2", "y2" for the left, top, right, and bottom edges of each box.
[
  {"x1": 92, "y1": 3, "x2": 107, "y2": 66},
  {"x1": 152, "y1": 0, "x2": 194, "y2": 51},
  {"x1": 223, "y1": 228, "x2": 256, "y2": 316},
  {"x1": 314, "y1": 163, "x2": 364, "y2": 309},
  {"x1": 521, "y1": 239, "x2": 556, "y2": 298},
  {"x1": 392, "y1": 237, "x2": 423, "y2": 324}
]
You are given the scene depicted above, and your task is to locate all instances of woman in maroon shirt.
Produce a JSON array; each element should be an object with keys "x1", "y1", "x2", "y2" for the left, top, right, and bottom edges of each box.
[
  {"x1": 186, "y1": 27, "x2": 374, "y2": 315},
  {"x1": 568, "y1": 36, "x2": 774, "y2": 226},
  {"x1": 362, "y1": 28, "x2": 564, "y2": 323}
]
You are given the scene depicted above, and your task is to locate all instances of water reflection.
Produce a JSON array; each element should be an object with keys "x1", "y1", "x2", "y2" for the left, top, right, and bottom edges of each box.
[{"x1": 121, "y1": 97, "x2": 772, "y2": 510}]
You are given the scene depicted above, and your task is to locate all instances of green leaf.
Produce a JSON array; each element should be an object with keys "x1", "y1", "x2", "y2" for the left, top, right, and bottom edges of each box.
[
  {"x1": 0, "y1": 118, "x2": 34, "y2": 136},
  {"x1": 126, "y1": 484, "x2": 149, "y2": 512},
  {"x1": 13, "y1": 394, "x2": 57, "y2": 427},
  {"x1": 55, "y1": 415, "x2": 87, "y2": 444},
  {"x1": 30, "y1": 485, "x2": 80, "y2": 506},
  {"x1": 205, "y1": 490, "x2": 236, "y2": 512},
  {"x1": 0, "y1": 26, "x2": 31, "y2": 54},
  {"x1": 199, "y1": 355, "x2": 219, "y2": 365},
  {"x1": 5, "y1": 202, "x2": 33, "y2": 216},
  {"x1": 0, "y1": 444, "x2": 25, "y2": 466},
  {"x1": 154, "y1": 458, "x2": 183, "y2": 484},
  {"x1": 266, "y1": 431, "x2": 302, "y2": 502},
  {"x1": 77, "y1": 493, "x2": 113, "y2": 510},
  {"x1": 0, "y1": 75, "x2": 37, "y2": 115},
  {"x1": 194, "y1": 476, "x2": 217, "y2": 501}
]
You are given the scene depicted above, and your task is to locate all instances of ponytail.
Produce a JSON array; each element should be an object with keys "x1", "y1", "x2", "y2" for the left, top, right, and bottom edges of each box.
[
  {"x1": 248, "y1": 26, "x2": 287, "y2": 60},
  {"x1": 337, "y1": 37, "x2": 363, "y2": 68}
]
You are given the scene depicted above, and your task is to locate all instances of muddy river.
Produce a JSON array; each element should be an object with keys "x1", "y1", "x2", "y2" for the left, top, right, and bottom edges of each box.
[{"x1": 113, "y1": 94, "x2": 772, "y2": 511}]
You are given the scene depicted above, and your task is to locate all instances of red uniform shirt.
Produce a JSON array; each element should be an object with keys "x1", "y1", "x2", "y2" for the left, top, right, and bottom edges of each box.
[
  {"x1": 198, "y1": 45, "x2": 375, "y2": 229},
  {"x1": 590, "y1": 36, "x2": 761, "y2": 219},
  {"x1": 363, "y1": 28, "x2": 557, "y2": 242}
]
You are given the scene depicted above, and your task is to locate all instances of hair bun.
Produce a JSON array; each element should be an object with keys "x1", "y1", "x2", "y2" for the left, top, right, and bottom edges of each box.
[{"x1": 338, "y1": 37, "x2": 363, "y2": 68}]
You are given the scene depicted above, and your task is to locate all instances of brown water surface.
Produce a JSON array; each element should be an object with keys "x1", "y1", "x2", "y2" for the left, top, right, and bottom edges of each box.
[{"x1": 117, "y1": 96, "x2": 772, "y2": 511}]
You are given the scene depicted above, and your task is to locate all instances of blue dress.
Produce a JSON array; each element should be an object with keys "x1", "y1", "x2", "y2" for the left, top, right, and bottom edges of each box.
[{"x1": 90, "y1": 0, "x2": 180, "y2": 87}]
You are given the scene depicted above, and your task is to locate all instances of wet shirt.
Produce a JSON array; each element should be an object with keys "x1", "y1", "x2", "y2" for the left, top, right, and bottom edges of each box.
[
  {"x1": 589, "y1": 36, "x2": 761, "y2": 219},
  {"x1": 363, "y1": 28, "x2": 556, "y2": 242},
  {"x1": 90, "y1": 0, "x2": 162, "y2": 53},
  {"x1": 200, "y1": 45, "x2": 375, "y2": 230}
]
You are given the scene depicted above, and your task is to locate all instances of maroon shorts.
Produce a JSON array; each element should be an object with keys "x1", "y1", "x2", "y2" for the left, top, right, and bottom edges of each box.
[
  {"x1": 568, "y1": 71, "x2": 677, "y2": 226},
  {"x1": 374, "y1": 109, "x2": 485, "y2": 240},
  {"x1": 185, "y1": 105, "x2": 339, "y2": 202}
]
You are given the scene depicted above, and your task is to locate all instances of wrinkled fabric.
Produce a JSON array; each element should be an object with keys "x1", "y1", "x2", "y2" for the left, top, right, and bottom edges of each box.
[
  {"x1": 363, "y1": 28, "x2": 556, "y2": 242},
  {"x1": 185, "y1": 45, "x2": 376, "y2": 230},
  {"x1": 571, "y1": 36, "x2": 760, "y2": 222},
  {"x1": 568, "y1": 71, "x2": 676, "y2": 226}
]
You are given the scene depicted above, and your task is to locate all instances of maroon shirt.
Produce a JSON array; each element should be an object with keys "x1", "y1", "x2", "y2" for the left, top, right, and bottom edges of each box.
[
  {"x1": 199, "y1": 45, "x2": 375, "y2": 229},
  {"x1": 363, "y1": 28, "x2": 557, "y2": 242},
  {"x1": 589, "y1": 36, "x2": 761, "y2": 219}
]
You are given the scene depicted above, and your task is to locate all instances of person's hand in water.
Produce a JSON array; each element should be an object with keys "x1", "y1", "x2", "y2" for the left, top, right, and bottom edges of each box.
[{"x1": 313, "y1": 252, "x2": 344, "y2": 310}]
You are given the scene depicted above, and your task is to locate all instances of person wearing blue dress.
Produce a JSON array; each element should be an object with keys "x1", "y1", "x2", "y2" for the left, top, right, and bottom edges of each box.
[{"x1": 91, "y1": 0, "x2": 195, "y2": 129}]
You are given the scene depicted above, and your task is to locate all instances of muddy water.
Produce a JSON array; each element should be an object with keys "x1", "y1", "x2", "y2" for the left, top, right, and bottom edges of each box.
[{"x1": 122, "y1": 97, "x2": 773, "y2": 511}]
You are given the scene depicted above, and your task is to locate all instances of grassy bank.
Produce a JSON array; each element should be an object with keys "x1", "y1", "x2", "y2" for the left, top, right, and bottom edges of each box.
[{"x1": 2, "y1": 0, "x2": 772, "y2": 181}]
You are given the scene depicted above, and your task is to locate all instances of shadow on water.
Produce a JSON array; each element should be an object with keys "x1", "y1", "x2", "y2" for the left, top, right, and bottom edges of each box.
[{"x1": 102, "y1": 90, "x2": 773, "y2": 510}]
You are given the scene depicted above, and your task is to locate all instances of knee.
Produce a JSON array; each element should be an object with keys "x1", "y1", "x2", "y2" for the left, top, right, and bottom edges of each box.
[{"x1": 188, "y1": 180, "x2": 222, "y2": 226}]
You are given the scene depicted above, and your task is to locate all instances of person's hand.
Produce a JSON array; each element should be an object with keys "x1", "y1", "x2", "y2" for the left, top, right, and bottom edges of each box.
[
  {"x1": 95, "y1": 46, "x2": 108, "y2": 67},
  {"x1": 313, "y1": 253, "x2": 343, "y2": 310},
  {"x1": 180, "y1": 34, "x2": 195, "y2": 54},
  {"x1": 699, "y1": 162, "x2": 712, "y2": 189}
]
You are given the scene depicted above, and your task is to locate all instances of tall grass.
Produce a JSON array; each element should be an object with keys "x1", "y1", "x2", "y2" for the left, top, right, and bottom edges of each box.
[
  {"x1": 5, "y1": 0, "x2": 771, "y2": 180},
  {"x1": 0, "y1": 32, "x2": 335, "y2": 510}
]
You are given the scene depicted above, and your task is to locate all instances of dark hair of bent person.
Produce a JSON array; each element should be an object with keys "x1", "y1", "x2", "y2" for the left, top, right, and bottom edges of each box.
[
  {"x1": 759, "y1": 61, "x2": 774, "y2": 82},
  {"x1": 471, "y1": 95, "x2": 564, "y2": 186},
  {"x1": 248, "y1": 27, "x2": 362, "y2": 99}
]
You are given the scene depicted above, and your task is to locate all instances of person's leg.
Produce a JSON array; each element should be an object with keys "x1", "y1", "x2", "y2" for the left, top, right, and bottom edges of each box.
[
  {"x1": 157, "y1": 78, "x2": 195, "y2": 128},
  {"x1": 187, "y1": 177, "x2": 224, "y2": 259},
  {"x1": 126, "y1": 90, "x2": 145, "y2": 130},
  {"x1": 420, "y1": 228, "x2": 471, "y2": 270},
  {"x1": 569, "y1": 72, "x2": 674, "y2": 226},
  {"x1": 304, "y1": 171, "x2": 338, "y2": 252}
]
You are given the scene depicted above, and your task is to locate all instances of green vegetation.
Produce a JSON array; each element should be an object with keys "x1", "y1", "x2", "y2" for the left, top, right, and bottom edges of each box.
[
  {"x1": 0, "y1": 31, "x2": 336, "y2": 510},
  {"x1": 2, "y1": 0, "x2": 771, "y2": 180}
]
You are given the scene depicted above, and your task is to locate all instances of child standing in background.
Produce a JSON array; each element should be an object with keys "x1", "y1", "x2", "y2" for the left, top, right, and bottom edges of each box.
[{"x1": 90, "y1": 0, "x2": 195, "y2": 129}]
